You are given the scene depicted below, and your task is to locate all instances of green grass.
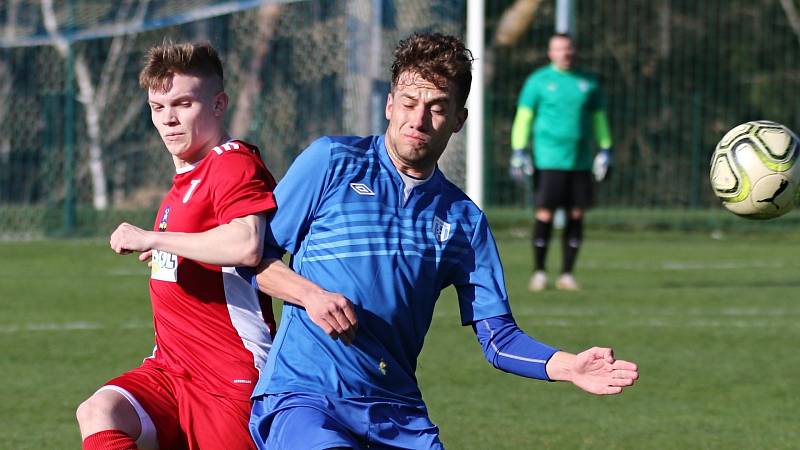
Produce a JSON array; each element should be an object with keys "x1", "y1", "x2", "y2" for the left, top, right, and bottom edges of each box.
[{"x1": 2, "y1": 228, "x2": 799, "y2": 448}]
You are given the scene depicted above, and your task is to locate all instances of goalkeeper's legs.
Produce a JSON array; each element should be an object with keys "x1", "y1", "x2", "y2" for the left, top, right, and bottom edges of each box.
[
  {"x1": 556, "y1": 208, "x2": 583, "y2": 291},
  {"x1": 530, "y1": 208, "x2": 554, "y2": 291}
]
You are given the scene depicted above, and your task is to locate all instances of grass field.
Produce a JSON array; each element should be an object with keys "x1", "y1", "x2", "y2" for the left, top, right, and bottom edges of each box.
[{"x1": 2, "y1": 224, "x2": 800, "y2": 449}]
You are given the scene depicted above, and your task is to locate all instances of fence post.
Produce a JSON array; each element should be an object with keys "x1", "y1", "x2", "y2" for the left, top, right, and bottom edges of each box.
[
  {"x1": 690, "y1": 91, "x2": 702, "y2": 208},
  {"x1": 63, "y1": 43, "x2": 76, "y2": 235}
]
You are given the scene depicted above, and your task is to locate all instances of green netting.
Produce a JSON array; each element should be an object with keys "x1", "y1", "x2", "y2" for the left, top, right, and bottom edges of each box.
[
  {"x1": 485, "y1": 0, "x2": 800, "y2": 212},
  {"x1": 0, "y1": 0, "x2": 465, "y2": 238},
  {"x1": 3, "y1": 1, "x2": 800, "y2": 238}
]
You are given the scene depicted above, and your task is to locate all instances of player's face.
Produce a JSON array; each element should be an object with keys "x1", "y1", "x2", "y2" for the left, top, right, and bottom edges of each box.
[
  {"x1": 148, "y1": 73, "x2": 228, "y2": 166},
  {"x1": 384, "y1": 71, "x2": 467, "y2": 178},
  {"x1": 548, "y1": 36, "x2": 575, "y2": 70}
]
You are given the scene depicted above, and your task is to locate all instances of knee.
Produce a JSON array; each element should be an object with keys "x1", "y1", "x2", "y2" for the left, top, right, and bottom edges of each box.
[
  {"x1": 569, "y1": 208, "x2": 584, "y2": 220},
  {"x1": 535, "y1": 209, "x2": 553, "y2": 222},
  {"x1": 76, "y1": 391, "x2": 140, "y2": 439},
  {"x1": 77, "y1": 394, "x2": 122, "y2": 432}
]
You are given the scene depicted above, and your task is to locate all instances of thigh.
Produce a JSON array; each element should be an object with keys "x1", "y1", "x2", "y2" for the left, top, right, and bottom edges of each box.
[
  {"x1": 177, "y1": 381, "x2": 256, "y2": 450},
  {"x1": 104, "y1": 364, "x2": 186, "y2": 450},
  {"x1": 568, "y1": 170, "x2": 594, "y2": 209},
  {"x1": 533, "y1": 170, "x2": 570, "y2": 209},
  {"x1": 250, "y1": 393, "x2": 361, "y2": 450},
  {"x1": 365, "y1": 402, "x2": 443, "y2": 450}
]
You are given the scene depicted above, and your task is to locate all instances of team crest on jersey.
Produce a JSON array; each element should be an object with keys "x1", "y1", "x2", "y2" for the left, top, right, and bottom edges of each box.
[
  {"x1": 547, "y1": 82, "x2": 557, "y2": 92},
  {"x1": 350, "y1": 183, "x2": 375, "y2": 196},
  {"x1": 433, "y1": 216, "x2": 451, "y2": 242},
  {"x1": 578, "y1": 80, "x2": 589, "y2": 92},
  {"x1": 158, "y1": 206, "x2": 170, "y2": 232}
]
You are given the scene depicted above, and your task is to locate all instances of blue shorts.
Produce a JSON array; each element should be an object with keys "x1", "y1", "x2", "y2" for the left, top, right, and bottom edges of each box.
[{"x1": 249, "y1": 392, "x2": 444, "y2": 450}]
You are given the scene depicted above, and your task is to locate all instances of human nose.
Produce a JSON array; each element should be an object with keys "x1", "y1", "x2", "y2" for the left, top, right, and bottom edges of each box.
[
  {"x1": 407, "y1": 105, "x2": 427, "y2": 130},
  {"x1": 161, "y1": 107, "x2": 179, "y2": 126}
]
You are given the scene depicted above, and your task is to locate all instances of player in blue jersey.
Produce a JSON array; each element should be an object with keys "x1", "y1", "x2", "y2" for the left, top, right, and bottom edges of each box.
[{"x1": 249, "y1": 32, "x2": 639, "y2": 449}]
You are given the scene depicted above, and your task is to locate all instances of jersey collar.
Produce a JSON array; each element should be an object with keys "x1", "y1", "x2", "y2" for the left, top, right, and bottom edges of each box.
[{"x1": 376, "y1": 134, "x2": 442, "y2": 192}]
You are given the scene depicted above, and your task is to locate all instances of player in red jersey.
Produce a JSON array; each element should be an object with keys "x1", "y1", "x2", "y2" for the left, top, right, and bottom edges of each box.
[{"x1": 75, "y1": 42, "x2": 277, "y2": 450}]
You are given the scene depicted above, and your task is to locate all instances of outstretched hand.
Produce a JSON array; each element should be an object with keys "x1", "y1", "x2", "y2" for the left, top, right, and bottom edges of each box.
[{"x1": 569, "y1": 347, "x2": 638, "y2": 395}]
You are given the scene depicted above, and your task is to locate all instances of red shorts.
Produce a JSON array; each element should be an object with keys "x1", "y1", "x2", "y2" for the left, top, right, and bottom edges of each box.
[{"x1": 103, "y1": 360, "x2": 255, "y2": 450}]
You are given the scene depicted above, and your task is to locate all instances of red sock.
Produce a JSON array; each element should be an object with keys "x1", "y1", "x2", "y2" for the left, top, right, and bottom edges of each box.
[{"x1": 83, "y1": 430, "x2": 137, "y2": 450}]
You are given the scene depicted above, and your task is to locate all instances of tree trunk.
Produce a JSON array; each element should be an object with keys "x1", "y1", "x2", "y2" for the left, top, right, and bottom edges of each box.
[{"x1": 230, "y1": 4, "x2": 282, "y2": 139}]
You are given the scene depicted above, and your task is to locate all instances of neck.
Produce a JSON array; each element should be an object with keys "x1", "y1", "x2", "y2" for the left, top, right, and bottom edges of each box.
[
  {"x1": 173, "y1": 131, "x2": 231, "y2": 170},
  {"x1": 384, "y1": 135, "x2": 435, "y2": 179}
]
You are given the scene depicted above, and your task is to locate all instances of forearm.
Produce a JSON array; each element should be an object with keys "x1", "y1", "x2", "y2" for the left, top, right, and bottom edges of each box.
[
  {"x1": 592, "y1": 110, "x2": 612, "y2": 149},
  {"x1": 473, "y1": 315, "x2": 558, "y2": 381},
  {"x1": 151, "y1": 214, "x2": 265, "y2": 266},
  {"x1": 511, "y1": 106, "x2": 535, "y2": 150},
  {"x1": 255, "y1": 258, "x2": 323, "y2": 308}
]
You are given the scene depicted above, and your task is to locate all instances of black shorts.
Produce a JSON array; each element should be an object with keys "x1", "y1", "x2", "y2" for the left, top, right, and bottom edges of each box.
[{"x1": 533, "y1": 169, "x2": 594, "y2": 210}]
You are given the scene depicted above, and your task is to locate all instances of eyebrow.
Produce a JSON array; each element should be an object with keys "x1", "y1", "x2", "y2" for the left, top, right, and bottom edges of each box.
[
  {"x1": 149, "y1": 94, "x2": 196, "y2": 105},
  {"x1": 400, "y1": 92, "x2": 450, "y2": 105}
]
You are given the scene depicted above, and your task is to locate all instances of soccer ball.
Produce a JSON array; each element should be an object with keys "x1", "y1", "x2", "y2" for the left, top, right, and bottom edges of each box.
[{"x1": 709, "y1": 120, "x2": 800, "y2": 219}]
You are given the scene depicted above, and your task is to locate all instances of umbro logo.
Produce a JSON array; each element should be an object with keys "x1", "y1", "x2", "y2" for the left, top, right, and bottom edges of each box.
[{"x1": 350, "y1": 183, "x2": 375, "y2": 196}]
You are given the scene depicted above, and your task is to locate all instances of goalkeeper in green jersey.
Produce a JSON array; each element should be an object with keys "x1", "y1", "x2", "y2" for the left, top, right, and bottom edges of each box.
[{"x1": 509, "y1": 33, "x2": 613, "y2": 292}]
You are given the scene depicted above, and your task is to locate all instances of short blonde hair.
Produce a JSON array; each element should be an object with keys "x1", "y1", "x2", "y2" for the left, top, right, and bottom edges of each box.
[{"x1": 139, "y1": 41, "x2": 223, "y2": 93}]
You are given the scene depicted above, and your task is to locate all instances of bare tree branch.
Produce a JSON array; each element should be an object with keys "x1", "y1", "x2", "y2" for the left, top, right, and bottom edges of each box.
[
  {"x1": 4, "y1": 0, "x2": 21, "y2": 40},
  {"x1": 0, "y1": 59, "x2": 10, "y2": 163},
  {"x1": 779, "y1": 0, "x2": 800, "y2": 49},
  {"x1": 42, "y1": 0, "x2": 108, "y2": 209},
  {"x1": 106, "y1": 99, "x2": 145, "y2": 143},
  {"x1": 494, "y1": 0, "x2": 543, "y2": 47},
  {"x1": 97, "y1": 0, "x2": 150, "y2": 108},
  {"x1": 230, "y1": 4, "x2": 282, "y2": 139}
]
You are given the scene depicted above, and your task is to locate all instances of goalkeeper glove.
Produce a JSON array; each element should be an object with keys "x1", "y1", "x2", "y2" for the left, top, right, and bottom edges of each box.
[
  {"x1": 592, "y1": 148, "x2": 612, "y2": 182},
  {"x1": 509, "y1": 148, "x2": 533, "y2": 182}
]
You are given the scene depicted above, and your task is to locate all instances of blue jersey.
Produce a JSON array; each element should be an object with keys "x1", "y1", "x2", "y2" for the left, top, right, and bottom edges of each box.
[{"x1": 253, "y1": 135, "x2": 512, "y2": 404}]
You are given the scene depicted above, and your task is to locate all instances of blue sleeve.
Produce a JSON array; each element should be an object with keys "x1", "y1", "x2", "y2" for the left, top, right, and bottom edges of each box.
[
  {"x1": 472, "y1": 314, "x2": 559, "y2": 381},
  {"x1": 454, "y1": 213, "x2": 513, "y2": 325},
  {"x1": 262, "y1": 137, "x2": 333, "y2": 261}
]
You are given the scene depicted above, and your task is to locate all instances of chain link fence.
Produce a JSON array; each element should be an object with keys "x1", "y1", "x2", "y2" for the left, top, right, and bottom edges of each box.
[
  {"x1": 0, "y1": 0, "x2": 465, "y2": 238},
  {"x1": 3, "y1": 0, "x2": 800, "y2": 238}
]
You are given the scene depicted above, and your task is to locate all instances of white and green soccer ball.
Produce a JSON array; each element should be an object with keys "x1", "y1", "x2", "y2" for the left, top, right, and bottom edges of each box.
[{"x1": 709, "y1": 120, "x2": 800, "y2": 219}]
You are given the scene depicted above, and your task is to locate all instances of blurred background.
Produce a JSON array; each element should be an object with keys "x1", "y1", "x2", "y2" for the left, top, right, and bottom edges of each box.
[
  {"x1": 3, "y1": 3, "x2": 800, "y2": 448},
  {"x1": 1, "y1": 0, "x2": 799, "y2": 234}
]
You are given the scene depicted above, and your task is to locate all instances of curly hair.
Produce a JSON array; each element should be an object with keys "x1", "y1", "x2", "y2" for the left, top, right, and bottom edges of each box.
[
  {"x1": 390, "y1": 32, "x2": 474, "y2": 108},
  {"x1": 139, "y1": 41, "x2": 223, "y2": 93}
]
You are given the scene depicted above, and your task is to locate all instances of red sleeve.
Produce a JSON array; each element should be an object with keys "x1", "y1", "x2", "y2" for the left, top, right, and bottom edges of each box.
[{"x1": 209, "y1": 149, "x2": 277, "y2": 224}]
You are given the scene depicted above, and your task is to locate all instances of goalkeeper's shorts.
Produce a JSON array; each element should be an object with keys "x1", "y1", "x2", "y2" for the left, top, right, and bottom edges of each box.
[{"x1": 533, "y1": 169, "x2": 594, "y2": 209}]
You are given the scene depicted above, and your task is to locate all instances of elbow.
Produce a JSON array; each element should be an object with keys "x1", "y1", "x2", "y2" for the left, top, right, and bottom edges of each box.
[
  {"x1": 238, "y1": 244, "x2": 262, "y2": 267},
  {"x1": 236, "y1": 233, "x2": 263, "y2": 267}
]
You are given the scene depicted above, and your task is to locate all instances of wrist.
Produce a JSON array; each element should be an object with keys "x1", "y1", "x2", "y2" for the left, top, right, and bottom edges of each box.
[{"x1": 544, "y1": 351, "x2": 575, "y2": 382}]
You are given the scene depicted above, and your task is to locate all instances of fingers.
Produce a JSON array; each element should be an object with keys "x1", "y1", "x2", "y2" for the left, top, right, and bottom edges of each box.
[
  {"x1": 308, "y1": 293, "x2": 358, "y2": 345},
  {"x1": 611, "y1": 359, "x2": 638, "y2": 371},
  {"x1": 139, "y1": 250, "x2": 152, "y2": 262},
  {"x1": 109, "y1": 222, "x2": 151, "y2": 255}
]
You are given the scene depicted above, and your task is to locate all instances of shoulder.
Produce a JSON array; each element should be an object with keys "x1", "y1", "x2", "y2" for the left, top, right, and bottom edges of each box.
[
  {"x1": 286, "y1": 135, "x2": 375, "y2": 180},
  {"x1": 436, "y1": 174, "x2": 486, "y2": 226},
  {"x1": 204, "y1": 140, "x2": 265, "y2": 172},
  {"x1": 317, "y1": 135, "x2": 379, "y2": 170},
  {"x1": 576, "y1": 69, "x2": 601, "y2": 85},
  {"x1": 299, "y1": 135, "x2": 372, "y2": 158},
  {"x1": 523, "y1": 68, "x2": 543, "y2": 86}
]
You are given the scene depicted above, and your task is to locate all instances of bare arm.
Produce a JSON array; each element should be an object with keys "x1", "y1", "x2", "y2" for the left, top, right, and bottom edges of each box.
[
  {"x1": 109, "y1": 213, "x2": 266, "y2": 267},
  {"x1": 546, "y1": 347, "x2": 639, "y2": 395},
  {"x1": 256, "y1": 257, "x2": 358, "y2": 344}
]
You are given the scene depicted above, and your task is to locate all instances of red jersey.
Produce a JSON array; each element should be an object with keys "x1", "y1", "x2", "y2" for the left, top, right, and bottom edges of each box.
[{"x1": 147, "y1": 140, "x2": 277, "y2": 401}]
